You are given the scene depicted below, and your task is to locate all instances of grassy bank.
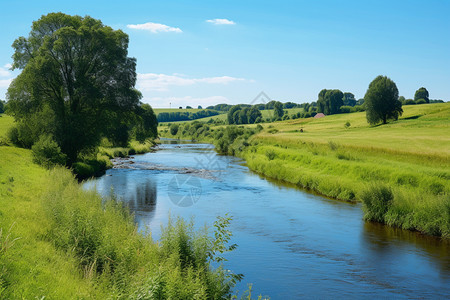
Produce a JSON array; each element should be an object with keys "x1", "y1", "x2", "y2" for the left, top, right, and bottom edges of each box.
[
  {"x1": 0, "y1": 116, "x2": 253, "y2": 298},
  {"x1": 160, "y1": 103, "x2": 450, "y2": 238}
]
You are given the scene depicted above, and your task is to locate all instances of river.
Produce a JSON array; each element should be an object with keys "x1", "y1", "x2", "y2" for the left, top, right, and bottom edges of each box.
[{"x1": 83, "y1": 139, "x2": 450, "y2": 299}]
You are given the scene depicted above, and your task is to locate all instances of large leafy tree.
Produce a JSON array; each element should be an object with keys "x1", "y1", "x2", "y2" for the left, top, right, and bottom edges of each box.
[
  {"x1": 7, "y1": 13, "x2": 142, "y2": 163},
  {"x1": 317, "y1": 89, "x2": 344, "y2": 115},
  {"x1": 364, "y1": 75, "x2": 403, "y2": 125},
  {"x1": 414, "y1": 87, "x2": 429, "y2": 103},
  {"x1": 273, "y1": 101, "x2": 284, "y2": 120}
]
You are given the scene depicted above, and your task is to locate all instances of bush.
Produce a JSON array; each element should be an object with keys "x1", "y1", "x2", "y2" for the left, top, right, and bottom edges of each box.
[
  {"x1": 361, "y1": 184, "x2": 394, "y2": 222},
  {"x1": 170, "y1": 124, "x2": 179, "y2": 135},
  {"x1": 31, "y1": 135, "x2": 67, "y2": 168},
  {"x1": 415, "y1": 98, "x2": 427, "y2": 105},
  {"x1": 404, "y1": 99, "x2": 416, "y2": 105}
]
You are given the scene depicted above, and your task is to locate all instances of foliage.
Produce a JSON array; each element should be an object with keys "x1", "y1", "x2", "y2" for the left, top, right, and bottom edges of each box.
[
  {"x1": 361, "y1": 185, "x2": 394, "y2": 222},
  {"x1": 273, "y1": 101, "x2": 284, "y2": 120},
  {"x1": 228, "y1": 105, "x2": 262, "y2": 125},
  {"x1": 158, "y1": 109, "x2": 219, "y2": 122},
  {"x1": 7, "y1": 13, "x2": 156, "y2": 164},
  {"x1": 170, "y1": 123, "x2": 179, "y2": 135},
  {"x1": 364, "y1": 75, "x2": 403, "y2": 124},
  {"x1": 317, "y1": 89, "x2": 344, "y2": 115},
  {"x1": 414, "y1": 87, "x2": 429, "y2": 103},
  {"x1": 415, "y1": 98, "x2": 427, "y2": 105},
  {"x1": 31, "y1": 134, "x2": 67, "y2": 168},
  {"x1": 0, "y1": 100, "x2": 5, "y2": 114},
  {"x1": 42, "y1": 169, "x2": 241, "y2": 298}
]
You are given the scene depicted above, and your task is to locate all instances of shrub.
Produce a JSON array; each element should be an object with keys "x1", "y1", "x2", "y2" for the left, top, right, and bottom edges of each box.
[
  {"x1": 31, "y1": 135, "x2": 67, "y2": 168},
  {"x1": 415, "y1": 98, "x2": 427, "y2": 105},
  {"x1": 361, "y1": 184, "x2": 394, "y2": 222},
  {"x1": 170, "y1": 124, "x2": 179, "y2": 135},
  {"x1": 265, "y1": 149, "x2": 276, "y2": 160}
]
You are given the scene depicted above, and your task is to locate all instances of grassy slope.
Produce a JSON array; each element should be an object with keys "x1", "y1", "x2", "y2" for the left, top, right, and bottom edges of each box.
[
  {"x1": 0, "y1": 115, "x2": 102, "y2": 298},
  {"x1": 244, "y1": 103, "x2": 449, "y2": 236}
]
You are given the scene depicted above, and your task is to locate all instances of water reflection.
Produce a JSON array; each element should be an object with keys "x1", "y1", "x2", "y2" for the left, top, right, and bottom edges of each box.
[
  {"x1": 84, "y1": 170, "x2": 158, "y2": 222},
  {"x1": 363, "y1": 221, "x2": 450, "y2": 277}
]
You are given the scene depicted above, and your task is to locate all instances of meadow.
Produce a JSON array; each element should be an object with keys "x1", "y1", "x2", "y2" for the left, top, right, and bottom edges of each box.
[{"x1": 160, "y1": 103, "x2": 450, "y2": 237}]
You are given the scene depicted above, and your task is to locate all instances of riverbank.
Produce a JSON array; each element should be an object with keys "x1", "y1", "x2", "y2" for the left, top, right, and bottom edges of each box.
[
  {"x1": 0, "y1": 116, "x2": 246, "y2": 298},
  {"x1": 159, "y1": 103, "x2": 450, "y2": 238}
]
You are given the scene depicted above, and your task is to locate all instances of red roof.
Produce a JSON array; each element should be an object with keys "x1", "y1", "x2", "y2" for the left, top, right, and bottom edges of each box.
[{"x1": 314, "y1": 113, "x2": 326, "y2": 118}]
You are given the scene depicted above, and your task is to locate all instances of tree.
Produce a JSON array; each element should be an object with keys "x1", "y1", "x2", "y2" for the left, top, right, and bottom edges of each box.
[
  {"x1": 364, "y1": 75, "x2": 403, "y2": 125},
  {"x1": 317, "y1": 89, "x2": 343, "y2": 115},
  {"x1": 414, "y1": 87, "x2": 429, "y2": 103},
  {"x1": 0, "y1": 100, "x2": 5, "y2": 113},
  {"x1": 343, "y1": 92, "x2": 356, "y2": 106},
  {"x1": 197, "y1": 105, "x2": 202, "y2": 109},
  {"x1": 273, "y1": 101, "x2": 284, "y2": 120},
  {"x1": 247, "y1": 107, "x2": 262, "y2": 124},
  {"x1": 170, "y1": 124, "x2": 179, "y2": 135},
  {"x1": 227, "y1": 105, "x2": 241, "y2": 124},
  {"x1": 7, "y1": 13, "x2": 146, "y2": 163}
]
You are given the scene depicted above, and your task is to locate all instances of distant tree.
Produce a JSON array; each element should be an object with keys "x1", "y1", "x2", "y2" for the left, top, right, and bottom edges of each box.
[
  {"x1": 414, "y1": 87, "x2": 429, "y2": 103},
  {"x1": 356, "y1": 98, "x2": 365, "y2": 105},
  {"x1": 0, "y1": 100, "x2": 5, "y2": 113},
  {"x1": 238, "y1": 108, "x2": 250, "y2": 124},
  {"x1": 415, "y1": 99, "x2": 427, "y2": 105},
  {"x1": 186, "y1": 106, "x2": 192, "y2": 109},
  {"x1": 398, "y1": 96, "x2": 406, "y2": 104},
  {"x1": 317, "y1": 89, "x2": 343, "y2": 115},
  {"x1": 7, "y1": 13, "x2": 146, "y2": 163},
  {"x1": 198, "y1": 105, "x2": 202, "y2": 109},
  {"x1": 247, "y1": 107, "x2": 262, "y2": 124},
  {"x1": 283, "y1": 102, "x2": 298, "y2": 109},
  {"x1": 273, "y1": 101, "x2": 284, "y2": 120},
  {"x1": 179, "y1": 106, "x2": 182, "y2": 109},
  {"x1": 170, "y1": 124, "x2": 179, "y2": 135},
  {"x1": 364, "y1": 75, "x2": 403, "y2": 125},
  {"x1": 343, "y1": 92, "x2": 356, "y2": 106},
  {"x1": 404, "y1": 99, "x2": 416, "y2": 105},
  {"x1": 227, "y1": 105, "x2": 241, "y2": 124}
]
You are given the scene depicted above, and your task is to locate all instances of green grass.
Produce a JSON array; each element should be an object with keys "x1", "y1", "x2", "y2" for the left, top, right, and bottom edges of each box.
[
  {"x1": 243, "y1": 103, "x2": 450, "y2": 237},
  {"x1": 0, "y1": 115, "x2": 248, "y2": 298}
]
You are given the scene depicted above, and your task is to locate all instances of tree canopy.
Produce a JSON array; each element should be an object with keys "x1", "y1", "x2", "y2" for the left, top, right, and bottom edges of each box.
[
  {"x1": 364, "y1": 75, "x2": 403, "y2": 125},
  {"x1": 317, "y1": 89, "x2": 344, "y2": 115},
  {"x1": 7, "y1": 13, "x2": 156, "y2": 163},
  {"x1": 414, "y1": 87, "x2": 429, "y2": 103}
]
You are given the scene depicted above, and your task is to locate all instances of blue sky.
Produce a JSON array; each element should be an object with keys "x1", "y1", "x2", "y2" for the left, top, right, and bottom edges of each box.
[{"x1": 0, "y1": 0, "x2": 449, "y2": 108}]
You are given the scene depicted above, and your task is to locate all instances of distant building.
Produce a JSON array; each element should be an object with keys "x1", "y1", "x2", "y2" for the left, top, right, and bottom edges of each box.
[{"x1": 314, "y1": 113, "x2": 326, "y2": 118}]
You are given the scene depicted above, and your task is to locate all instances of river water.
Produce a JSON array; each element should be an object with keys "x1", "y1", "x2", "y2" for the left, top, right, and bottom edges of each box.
[{"x1": 83, "y1": 140, "x2": 449, "y2": 299}]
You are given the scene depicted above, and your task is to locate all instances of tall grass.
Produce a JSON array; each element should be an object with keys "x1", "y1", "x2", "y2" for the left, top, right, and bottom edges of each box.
[{"x1": 42, "y1": 168, "x2": 242, "y2": 297}]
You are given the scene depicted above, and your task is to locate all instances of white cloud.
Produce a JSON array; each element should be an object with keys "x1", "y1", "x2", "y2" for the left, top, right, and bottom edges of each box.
[
  {"x1": 0, "y1": 78, "x2": 12, "y2": 88},
  {"x1": 206, "y1": 19, "x2": 236, "y2": 25},
  {"x1": 137, "y1": 73, "x2": 246, "y2": 92},
  {"x1": 127, "y1": 22, "x2": 182, "y2": 33},
  {"x1": 143, "y1": 95, "x2": 231, "y2": 108},
  {"x1": 0, "y1": 66, "x2": 11, "y2": 77}
]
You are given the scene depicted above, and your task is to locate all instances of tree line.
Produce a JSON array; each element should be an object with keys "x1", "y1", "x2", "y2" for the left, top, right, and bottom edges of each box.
[{"x1": 157, "y1": 109, "x2": 219, "y2": 122}]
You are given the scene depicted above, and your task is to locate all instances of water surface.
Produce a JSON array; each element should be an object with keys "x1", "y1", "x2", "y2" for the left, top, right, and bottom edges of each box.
[{"x1": 84, "y1": 140, "x2": 450, "y2": 298}]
